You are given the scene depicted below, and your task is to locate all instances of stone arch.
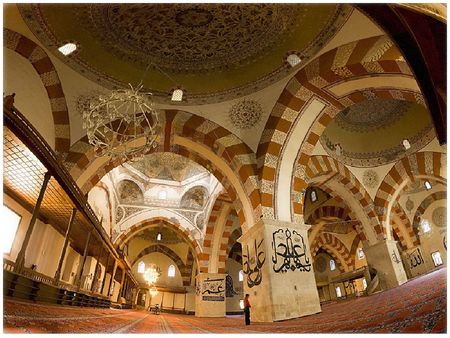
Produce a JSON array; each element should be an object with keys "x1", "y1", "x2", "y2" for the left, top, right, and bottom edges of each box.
[
  {"x1": 310, "y1": 233, "x2": 352, "y2": 272},
  {"x1": 306, "y1": 205, "x2": 351, "y2": 225},
  {"x1": 200, "y1": 199, "x2": 237, "y2": 273},
  {"x1": 227, "y1": 228, "x2": 242, "y2": 257},
  {"x1": 131, "y1": 244, "x2": 193, "y2": 286},
  {"x1": 256, "y1": 35, "x2": 424, "y2": 223},
  {"x1": 412, "y1": 191, "x2": 447, "y2": 233},
  {"x1": 114, "y1": 217, "x2": 202, "y2": 266},
  {"x1": 349, "y1": 234, "x2": 362, "y2": 268},
  {"x1": 311, "y1": 246, "x2": 346, "y2": 274},
  {"x1": 64, "y1": 109, "x2": 260, "y2": 231},
  {"x1": 306, "y1": 155, "x2": 378, "y2": 245},
  {"x1": 228, "y1": 242, "x2": 242, "y2": 265},
  {"x1": 4, "y1": 28, "x2": 70, "y2": 156},
  {"x1": 89, "y1": 181, "x2": 113, "y2": 237},
  {"x1": 374, "y1": 151, "x2": 446, "y2": 239},
  {"x1": 390, "y1": 203, "x2": 419, "y2": 249}
]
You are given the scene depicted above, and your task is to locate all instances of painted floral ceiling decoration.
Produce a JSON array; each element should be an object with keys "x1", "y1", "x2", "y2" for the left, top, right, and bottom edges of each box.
[
  {"x1": 18, "y1": 3, "x2": 351, "y2": 104},
  {"x1": 129, "y1": 153, "x2": 207, "y2": 182},
  {"x1": 229, "y1": 99, "x2": 263, "y2": 129},
  {"x1": 320, "y1": 99, "x2": 435, "y2": 167}
]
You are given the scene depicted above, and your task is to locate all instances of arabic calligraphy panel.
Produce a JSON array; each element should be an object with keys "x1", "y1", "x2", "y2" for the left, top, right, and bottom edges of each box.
[
  {"x1": 242, "y1": 238, "x2": 266, "y2": 288},
  {"x1": 271, "y1": 228, "x2": 312, "y2": 273},
  {"x1": 201, "y1": 278, "x2": 225, "y2": 301}
]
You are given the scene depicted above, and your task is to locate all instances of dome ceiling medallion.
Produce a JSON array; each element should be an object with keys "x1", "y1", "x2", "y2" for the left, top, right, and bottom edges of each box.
[{"x1": 19, "y1": 4, "x2": 352, "y2": 104}]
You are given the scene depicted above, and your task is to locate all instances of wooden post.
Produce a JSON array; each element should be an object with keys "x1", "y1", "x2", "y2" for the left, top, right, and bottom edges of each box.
[
  {"x1": 100, "y1": 255, "x2": 110, "y2": 295},
  {"x1": 74, "y1": 231, "x2": 91, "y2": 290},
  {"x1": 54, "y1": 208, "x2": 77, "y2": 284},
  {"x1": 15, "y1": 172, "x2": 51, "y2": 273}
]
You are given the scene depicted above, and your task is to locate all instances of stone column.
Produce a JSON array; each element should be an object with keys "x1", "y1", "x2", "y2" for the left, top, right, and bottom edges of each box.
[
  {"x1": 364, "y1": 239, "x2": 408, "y2": 290},
  {"x1": 238, "y1": 219, "x2": 321, "y2": 322},
  {"x1": 195, "y1": 273, "x2": 226, "y2": 317},
  {"x1": 54, "y1": 208, "x2": 77, "y2": 284},
  {"x1": 15, "y1": 172, "x2": 52, "y2": 273},
  {"x1": 109, "y1": 260, "x2": 118, "y2": 297},
  {"x1": 100, "y1": 255, "x2": 111, "y2": 295},
  {"x1": 91, "y1": 248, "x2": 103, "y2": 293}
]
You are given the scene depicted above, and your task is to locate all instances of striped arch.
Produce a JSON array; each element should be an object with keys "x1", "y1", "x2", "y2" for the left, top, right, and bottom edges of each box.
[
  {"x1": 374, "y1": 151, "x2": 446, "y2": 239},
  {"x1": 306, "y1": 205, "x2": 351, "y2": 225},
  {"x1": 310, "y1": 233, "x2": 352, "y2": 272},
  {"x1": 200, "y1": 199, "x2": 237, "y2": 273},
  {"x1": 412, "y1": 191, "x2": 447, "y2": 232},
  {"x1": 114, "y1": 217, "x2": 202, "y2": 264},
  {"x1": 228, "y1": 242, "x2": 242, "y2": 265},
  {"x1": 349, "y1": 234, "x2": 362, "y2": 265},
  {"x1": 306, "y1": 155, "x2": 378, "y2": 245},
  {"x1": 64, "y1": 110, "x2": 260, "y2": 231},
  {"x1": 227, "y1": 228, "x2": 242, "y2": 257},
  {"x1": 4, "y1": 28, "x2": 70, "y2": 156},
  {"x1": 131, "y1": 244, "x2": 193, "y2": 286},
  {"x1": 390, "y1": 203, "x2": 419, "y2": 249},
  {"x1": 256, "y1": 35, "x2": 423, "y2": 223}
]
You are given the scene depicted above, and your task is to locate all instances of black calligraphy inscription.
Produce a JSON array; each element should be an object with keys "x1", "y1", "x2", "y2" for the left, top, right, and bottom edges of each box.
[
  {"x1": 195, "y1": 282, "x2": 201, "y2": 296},
  {"x1": 391, "y1": 250, "x2": 401, "y2": 264},
  {"x1": 242, "y1": 238, "x2": 266, "y2": 288},
  {"x1": 408, "y1": 247, "x2": 424, "y2": 269},
  {"x1": 272, "y1": 228, "x2": 311, "y2": 273},
  {"x1": 202, "y1": 278, "x2": 225, "y2": 301},
  {"x1": 225, "y1": 274, "x2": 237, "y2": 297}
]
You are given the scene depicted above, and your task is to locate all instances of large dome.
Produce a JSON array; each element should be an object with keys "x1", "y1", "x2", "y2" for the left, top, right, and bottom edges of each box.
[{"x1": 19, "y1": 3, "x2": 351, "y2": 104}]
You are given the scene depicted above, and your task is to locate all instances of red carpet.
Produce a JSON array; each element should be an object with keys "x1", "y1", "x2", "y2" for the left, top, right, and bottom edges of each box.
[{"x1": 3, "y1": 267, "x2": 446, "y2": 333}]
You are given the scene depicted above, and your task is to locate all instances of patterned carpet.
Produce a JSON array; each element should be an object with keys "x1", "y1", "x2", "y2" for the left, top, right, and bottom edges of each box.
[{"x1": 3, "y1": 267, "x2": 446, "y2": 333}]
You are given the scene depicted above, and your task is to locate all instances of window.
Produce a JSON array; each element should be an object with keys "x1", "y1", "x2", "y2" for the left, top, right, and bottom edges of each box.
[
  {"x1": 362, "y1": 278, "x2": 367, "y2": 290},
  {"x1": 138, "y1": 261, "x2": 145, "y2": 273},
  {"x1": 168, "y1": 265, "x2": 176, "y2": 277},
  {"x1": 431, "y1": 251, "x2": 443, "y2": 267},
  {"x1": 2, "y1": 205, "x2": 21, "y2": 253},
  {"x1": 287, "y1": 54, "x2": 301, "y2": 67},
  {"x1": 158, "y1": 190, "x2": 167, "y2": 200},
  {"x1": 402, "y1": 139, "x2": 411, "y2": 150},
  {"x1": 424, "y1": 181, "x2": 432, "y2": 190},
  {"x1": 357, "y1": 248, "x2": 365, "y2": 260},
  {"x1": 239, "y1": 299, "x2": 245, "y2": 309},
  {"x1": 238, "y1": 270, "x2": 244, "y2": 282},
  {"x1": 311, "y1": 190, "x2": 317, "y2": 203},
  {"x1": 156, "y1": 232, "x2": 162, "y2": 241},
  {"x1": 58, "y1": 42, "x2": 77, "y2": 56},
  {"x1": 335, "y1": 286, "x2": 342, "y2": 298},
  {"x1": 421, "y1": 219, "x2": 431, "y2": 233},
  {"x1": 171, "y1": 89, "x2": 183, "y2": 102},
  {"x1": 329, "y1": 259, "x2": 336, "y2": 271}
]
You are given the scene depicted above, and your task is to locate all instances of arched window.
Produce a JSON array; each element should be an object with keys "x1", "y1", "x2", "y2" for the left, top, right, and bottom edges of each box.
[
  {"x1": 357, "y1": 248, "x2": 365, "y2": 260},
  {"x1": 329, "y1": 259, "x2": 336, "y2": 271},
  {"x1": 335, "y1": 286, "x2": 342, "y2": 298},
  {"x1": 138, "y1": 261, "x2": 145, "y2": 273},
  {"x1": 168, "y1": 264, "x2": 176, "y2": 277},
  {"x1": 311, "y1": 190, "x2": 317, "y2": 203},
  {"x1": 238, "y1": 270, "x2": 244, "y2": 282},
  {"x1": 421, "y1": 219, "x2": 431, "y2": 233},
  {"x1": 156, "y1": 232, "x2": 162, "y2": 241}
]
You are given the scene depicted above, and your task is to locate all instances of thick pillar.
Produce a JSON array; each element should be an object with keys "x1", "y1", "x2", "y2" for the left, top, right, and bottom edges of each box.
[
  {"x1": 238, "y1": 219, "x2": 321, "y2": 322},
  {"x1": 117, "y1": 268, "x2": 126, "y2": 302},
  {"x1": 15, "y1": 172, "x2": 51, "y2": 273},
  {"x1": 364, "y1": 239, "x2": 408, "y2": 289},
  {"x1": 75, "y1": 231, "x2": 91, "y2": 289},
  {"x1": 54, "y1": 208, "x2": 77, "y2": 284},
  {"x1": 195, "y1": 273, "x2": 226, "y2": 317}
]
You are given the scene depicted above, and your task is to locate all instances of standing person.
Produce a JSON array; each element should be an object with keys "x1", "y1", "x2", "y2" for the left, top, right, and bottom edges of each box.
[{"x1": 244, "y1": 294, "x2": 251, "y2": 325}]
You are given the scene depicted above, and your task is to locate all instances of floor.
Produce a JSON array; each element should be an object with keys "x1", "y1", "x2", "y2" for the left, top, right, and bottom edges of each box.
[{"x1": 3, "y1": 268, "x2": 446, "y2": 333}]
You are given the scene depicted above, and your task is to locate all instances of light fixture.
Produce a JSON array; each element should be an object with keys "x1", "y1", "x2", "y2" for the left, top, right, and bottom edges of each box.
[
  {"x1": 82, "y1": 83, "x2": 159, "y2": 161},
  {"x1": 58, "y1": 42, "x2": 77, "y2": 56},
  {"x1": 171, "y1": 88, "x2": 183, "y2": 102},
  {"x1": 287, "y1": 53, "x2": 301, "y2": 67},
  {"x1": 144, "y1": 265, "x2": 161, "y2": 285},
  {"x1": 402, "y1": 139, "x2": 411, "y2": 150},
  {"x1": 424, "y1": 181, "x2": 432, "y2": 190},
  {"x1": 149, "y1": 286, "x2": 159, "y2": 297}
]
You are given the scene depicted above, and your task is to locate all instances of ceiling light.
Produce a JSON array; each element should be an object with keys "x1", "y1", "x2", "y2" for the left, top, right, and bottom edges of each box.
[
  {"x1": 171, "y1": 88, "x2": 183, "y2": 102},
  {"x1": 287, "y1": 54, "x2": 301, "y2": 67},
  {"x1": 58, "y1": 43, "x2": 77, "y2": 56},
  {"x1": 424, "y1": 181, "x2": 432, "y2": 190},
  {"x1": 402, "y1": 139, "x2": 411, "y2": 150}
]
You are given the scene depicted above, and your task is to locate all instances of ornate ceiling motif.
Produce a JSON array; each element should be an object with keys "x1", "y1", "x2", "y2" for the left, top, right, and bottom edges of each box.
[
  {"x1": 118, "y1": 180, "x2": 143, "y2": 204},
  {"x1": 320, "y1": 100, "x2": 435, "y2": 167},
  {"x1": 229, "y1": 99, "x2": 263, "y2": 129},
  {"x1": 18, "y1": 4, "x2": 352, "y2": 104},
  {"x1": 129, "y1": 153, "x2": 206, "y2": 182},
  {"x1": 362, "y1": 169, "x2": 379, "y2": 189},
  {"x1": 432, "y1": 207, "x2": 446, "y2": 228},
  {"x1": 180, "y1": 186, "x2": 209, "y2": 209}
]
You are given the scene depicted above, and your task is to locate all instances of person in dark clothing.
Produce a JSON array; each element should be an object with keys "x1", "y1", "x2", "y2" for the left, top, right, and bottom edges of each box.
[{"x1": 244, "y1": 294, "x2": 251, "y2": 325}]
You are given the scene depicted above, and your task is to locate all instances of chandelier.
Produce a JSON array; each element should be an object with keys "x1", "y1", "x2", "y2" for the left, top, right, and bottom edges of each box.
[
  {"x1": 82, "y1": 83, "x2": 159, "y2": 161},
  {"x1": 144, "y1": 265, "x2": 161, "y2": 285}
]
